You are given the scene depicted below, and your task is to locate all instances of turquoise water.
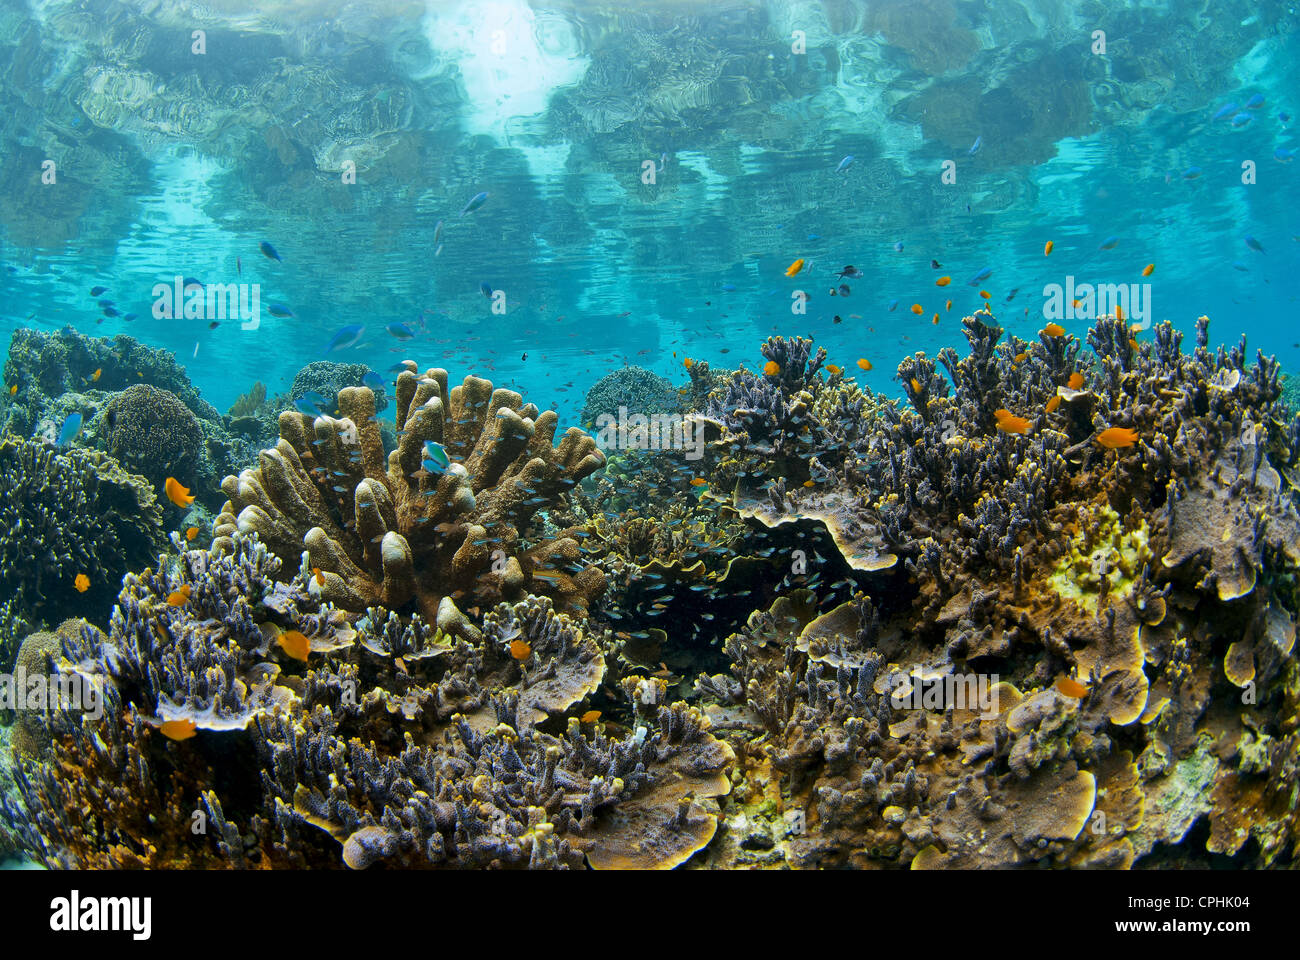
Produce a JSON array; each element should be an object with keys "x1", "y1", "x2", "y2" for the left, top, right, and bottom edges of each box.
[{"x1": 2, "y1": 0, "x2": 1297, "y2": 422}]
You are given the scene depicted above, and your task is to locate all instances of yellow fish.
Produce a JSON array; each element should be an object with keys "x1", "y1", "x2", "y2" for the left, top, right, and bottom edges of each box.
[
  {"x1": 7, "y1": 383, "x2": 16, "y2": 395},
  {"x1": 1067, "y1": 372, "x2": 1085, "y2": 390},
  {"x1": 312, "y1": 566, "x2": 326, "y2": 586},
  {"x1": 910, "y1": 377, "x2": 922, "y2": 392},
  {"x1": 159, "y1": 718, "x2": 198, "y2": 741},
  {"x1": 910, "y1": 303, "x2": 923, "y2": 315},
  {"x1": 935, "y1": 276, "x2": 951, "y2": 287},
  {"x1": 1042, "y1": 323, "x2": 1065, "y2": 337},
  {"x1": 785, "y1": 258, "x2": 805, "y2": 277},
  {"x1": 184, "y1": 526, "x2": 198, "y2": 541},
  {"x1": 1045, "y1": 395, "x2": 1062, "y2": 413},
  {"x1": 763, "y1": 360, "x2": 781, "y2": 376},
  {"x1": 979, "y1": 290, "x2": 991, "y2": 299},
  {"x1": 278, "y1": 629, "x2": 311, "y2": 662},
  {"x1": 1096, "y1": 426, "x2": 1139, "y2": 449},
  {"x1": 825, "y1": 363, "x2": 842, "y2": 375},
  {"x1": 1013, "y1": 352, "x2": 1027, "y2": 363},
  {"x1": 89, "y1": 368, "x2": 102, "y2": 382},
  {"x1": 857, "y1": 358, "x2": 872, "y2": 371},
  {"x1": 510, "y1": 638, "x2": 532, "y2": 660},
  {"x1": 802, "y1": 479, "x2": 815, "y2": 488},
  {"x1": 689, "y1": 478, "x2": 708, "y2": 487},
  {"x1": 74, "y1": 573, "x2": 90, "y2": 593},
  {"x1": 164, "y1": 477, "x2": 194, "y2": 508},
  {"x1": 1141, "y1": 263, "x2": 1154, "y2": 277},
  {"x1": 1044, "y1": 240, "x2": 1054, "y2": 256},
  {"x1": 995, "y1": 409, "x2": 1031, "y2": 434},
  {"x1": 580, "y1": 710, "x2": 602, "y2": 724},
  {"x1": 683, "y1": 358, "x2": 694, "y2": 369},
  {"x1": 1056, "y1": 676, "x2": 1089, "y2": 698},
  {"x1": 945, "y1": 299, "x2": 952, "y2": 311},
  {"x1": 166, "y1": 584, "x2": 191, "y2": 606}
]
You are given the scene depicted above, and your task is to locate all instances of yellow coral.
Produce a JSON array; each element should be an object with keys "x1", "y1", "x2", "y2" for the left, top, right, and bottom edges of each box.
[{"x1": 1047, "y1": 498, "x2": 1152, "y2": 613}]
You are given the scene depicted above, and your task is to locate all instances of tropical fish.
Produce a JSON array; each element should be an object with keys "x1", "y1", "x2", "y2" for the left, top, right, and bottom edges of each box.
[
  {"x1": 683, "y1": 358, "x2": 694, "y2": 369},
  {"x1": 1013, "y1": 352, "x2": 1027, "y2": 363},
  {"x1": 325, "y1": 323, "x2": 365, "y2": 352},
  {"x1": 1043, "y1": 322, "x2": 1066, "y2": 337},
  {"x1": 1056, "y1": 676, "x2": 1089, "y2": 698},
  {"x1": 909, "y1": 377, "x2": 922, "y2": 393},
  {"x1": 1044, "y1": 240, "x2": 1054, "y2": 256},
  {"x1": 58, "y1": 412, "x2": 82, "y2": 446},
  {"x1": 689, "y1": 478, "x2": 708, "y2": 487},
  {"x1": 433, "y1": 220, "x2": 444, "y2": 245},
  {"x1": 268, "y1": 303, "x2": 294, "y2": 318},
  {"x1": 164, "y1": 476, "x2": 195, "y2": 507},
  {"x1": 1067, "y1": 372, "x2": 1085, "y2": 390},
  {"x1": 294, "y1": 391, "x2": 332, "y2": 415},
  {"x1": 89, "y1": 285, "x2": 108, "y2": 296},
  {"x1": 1212, "y1": 102, "x2": 1238, "y2": 121},
  {"x1": 979, "y1": 290, "x2": 991, "y2": 299},
  {"x1": 1231, "y1": 112, "x2": 1251, "y2": 128},
  {"x1": 1245, "y1": 235, "x2": 1265, "y2": 253},
  {"x1": 994, "y1": 409, "x2": 1031, "y2": 434},
  {"x1": 1245, "y1": 93, "x2": 1265, "y2": 109},
  {"x1": 838, "y1": 283, "x2": 851, "y2": 297},
  {"x1": 362, "y1": 371, "x2": 385, "y2": 394},
  {"x1": 166, "y1": 585, "x2": 191, "y2": 606},
  {"x1": 763, "y1": 360, "x2": 780, "y2": 376},
  {"x1": 825, "y1": 363, "x2": 842, "y2": 375},
  {"x1": 967, "y1": 135, "x2": 982, "y2": 156},
  {"x1": 460, "y1": 191, "x2": 489, "y2": 216},
  {"x1": 384, "y1": 321, "x2": 416, "y2": 342},
  {"x1": 837, "y1": 265, "x2": 863, "y2": 280},
  {"x1": 185, "y1": 526, "x2": 198, "y2": 541},
  {"x1": 74, "y1": 573, "x2": 89, "y2": 593},
  {"x1": 857, "y1": 358, "x2": 872, "y2": 371},
  {"x1": 1098, "y1": 236, "x2": 1119, "y2": 250},
  {"x1": 1180, "y1": 166, "x2": 1202, "y2": 180},
  {"x1": 835, "y1": 155, "x2": 854, "y2": 173},
  {"x1": 259, "y1": 241, "x2": 282, "y2": 261},
  {"x1": 1142, "y1": 263, "x2": 1154, "y2": 276},
  {"x1": 910, "y1": 304, "x2": 923, "y2": 315},
  {"x1": 278, "y1": 629, "x2": 311, "y2": 662},
  {"x1": 893, "y1": 241, "x2": 904, "y2": 252},
  {"x1": 1096, "y1": 426, "x2": 1139, "y2": 448},
  {"x1": 1274, "y1": 147, "x2": 1295, "y2": 163},
  {"x1": 930, "y1": 260, "x2": 942, "y2": 269},
  {"x1": 966, "y1": 267, "x2": 992, "y2": 285},
  {"x1": 312, "y1": 567, "x2": 326, "y2": 586},
  {"x1": 1045, "y1": 395, "x2": 1062, "y2": 413},
  {"x1": 785, "y1": 259, "x2": 805, "y2": 277},
  {"x1": 888, "y1": 300, "x2": 898, "y2": 311},
  {"x1": 89, "y1": 368, "x2": 102, "y2": 382},
  {"x1": 480, "y1": 282, "x2": 494, "y2": 299},
  {"x1": 8, "y1": 383, "x2": 16, "y2": 395},
  {"x1": 422, "y1": 440, "x2": 451, "y2": 475},
  {"x1": 935, "y1": 276, "x2": 951, "y2": 286},
  {"x1": 159, "y1": 718, "x2": 198, "y2": 741},
  {"x1": 509, "y1": 638, "x2": 531, "y2": 660},
  {"x1": 580, "y1": 710, "x2": 602, "y2": 723}
]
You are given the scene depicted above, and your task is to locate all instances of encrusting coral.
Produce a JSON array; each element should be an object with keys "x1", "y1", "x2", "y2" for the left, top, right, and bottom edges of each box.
[{"x1": 213, "y1": 364, "x2": 609, "y2": 627}]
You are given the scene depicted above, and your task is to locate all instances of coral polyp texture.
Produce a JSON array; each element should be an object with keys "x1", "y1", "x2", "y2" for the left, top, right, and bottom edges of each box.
[{"x1": 213, "y1": 365, "x2": 609, "y2": 627}]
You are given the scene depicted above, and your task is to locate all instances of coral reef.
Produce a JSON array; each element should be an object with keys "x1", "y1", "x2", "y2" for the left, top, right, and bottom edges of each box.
[
  {"x1": 291, "y1": 360, "x2": 384, "y2": 412},
  {"x1": 581, "y1": 365, "x2": 682, "y2": 428},
  {"x1": 98, "y1": 384, "x2": 203, "y2": 493}
]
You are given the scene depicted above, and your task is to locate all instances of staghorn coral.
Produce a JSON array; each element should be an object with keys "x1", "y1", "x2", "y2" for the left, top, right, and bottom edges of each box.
[{"x1": 214, "y1": 365, "x2": 609, "y2": 624}]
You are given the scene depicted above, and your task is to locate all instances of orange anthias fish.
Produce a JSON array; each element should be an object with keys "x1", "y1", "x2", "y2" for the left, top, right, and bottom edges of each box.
[
  {"x1": 910, "y1": 303, "x2": 923, "y2": 315},
  {"x1": 159, "y1": 718, "x2": 198, "y2": 741},
  {"x1": 164, "y1": 477, "x2": 195, "y2": 508},
  {"x1": 166, "y1": 584, "x2": 192, "y2": 606},
  {"x1": 935, "y1": 276, "x2": 951, "y2": 286},
  {"x1": 580, "y1": 709, "x2": 602, "y2": 724},
  {"x1": 979, "y1": 290, "x2": 991, "y2": 299},
  {"x1": 1044, "y1": 240, "x2": 1054, "y2": 256},
  {"x1": 1056, "y1": 676, "x2": 1089, "y2": 698},
  {"x1": 909, "y1": 377, "x2": 922, "y2": 393},
  {"x1": 1096, "y1": 426, "x2": 1139, "y2": 449},
  {"x1": 509, "y1": 638, "x2": 532, "y2": 660},
  {"x1": 945, "y1": 299, "x2": 952, "y2": 311},
  {"x1": 857, "y1": 358, "x2": 872, "y2": 371},
  {"x1": 1042, "y1": 322, "x2": 1066, "y2": 337},
  {"x1": 825, "y1": 363, "x2": 842, "y2": 375},
  {"x1": 1067, "y1": 372, "x2": 1085, "y2": 390},
  {"x1": 312, "y1": 566, "x2": 326, "y2": 586},
  {"x1": 689, "y1": 477, "x2": 708, "y2": 487},
  {"x1": 74, "y1": 573, "x2": 90, "y2": 593},
  {"x1": 1045, "y1": 395, "x2": 1062, "y2": 413},
  {"x1": 89, "y1": 368, "x2": 102, "y2": 382},
  {"x1": 995, "y1": 408, "x2": 1031, "y2": 434},
  {"x1": 184, "y1": 526, "x2": 198, "y2": 541},
  {"x1": 763, "y1": 360, "x2": 781, "y2": 376},
  {"x1": 278, "y1": 629, "x2": 311, "y2": 662},
  {"x1": 683, "y1": 358, "x2": 694, "y2": 369},
  {"x1": 1115, "y1": 304, "x2": 1125, "y2": 322},
  {"x1": 1013, "y1": 352, "x2": 1027, "y2": 363},
  {"x1": 785, "y1": 258, "x2": 805, "y2": 277},
  {"x1": 1142, "y1": 263, "x2": 1154, "y2": 277}
]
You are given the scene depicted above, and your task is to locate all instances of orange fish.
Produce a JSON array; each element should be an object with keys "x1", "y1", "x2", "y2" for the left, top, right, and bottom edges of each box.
[
  {"x1": 910, "y1": 377, "x2": 922, "y2": 393},
  {"x1": 995, "y1": 409, "x2": 1031, "y2": 434},
  {"x1": 979, "y1": 290, "x2": 991, "y2": 299},
  {"x1": 785, "y1": 258, "x2": 805, "y2": 277},
  {"x1": 1067, "y1": 372, "x2": 1085, "y2": 390},
  {"x1": 580, "y1": 710, "x2": 602, "y2": 724},
  {"x1": 1042, "y1": 323, "x2": 1065, "y2": 337},
  {"x1": 689, "y1": 478, "x2": 708, "y2": 487},
  {"x1": 1096, "y1": 426, "x2": 1139, "y2": 449},
  {"x1": 932, "y1": 313, "x2": 939, "y2": 325},
  {"x1": 1141, "y1": 263, "x2": 1154, "y2": 277},
  {"x1": 935, "y1": 276, "x2": 951, "y2": 287},
  {"x1": 857, "y1": 358, "x2": 872, "y2": 371},
  {"x1": 910, "y1": 304, "x2": 923, "y2": 315},
  {"x1": 1045, "y1": 395, "x2": 1062, "y2": 413},
  {"x1": 1056, "y1": 676, "x2": 1089, "y2": 698},
  {"x1": 1072, "y1": 299, "x2": 1082, "y2": 308},
  {"x1": 1129, "y1": 338, "x2": 1139, "y2": 350},
  {"x1": 166, "y1": 584, "x2": 191, "y2": 606},
  {"x1": 1044, "y1": 240, "x2": 1054, "y2": 256},
  {"x1": 509, "y1": 638, "x2": 532, "y2": 660},
  {"x1": 945, "y1": 299, "x2": 952, "y2": 311},
  {"x1": 7, "y1": 383, "x2": 16, "y2": 395},
  {"x1": 763, "y1": 360, "x2": 781, "y2": 376},
  {"x1": 89, "y1": 368, "x2": 102, "y2": 382},
  {"x1": 683, "y1": 358, "x2": 694, "y2": 369},
  {"x1": 74, "y1": 573, "x2": 90, "y2": 593},
  {"x1": 184, "y1": 526, "x2": 198, "y2": 541},
  {"x1": 802, "y1": 479, "x2": 815, "y2": 488},
  {"x1": 278, "y1": 629, "x2": 311, "y2": 662},
  {"x1": 164, "y1": 477, "x2": 194, "y2": 508},
  {"x1": 825, "y1": 363, "x2": 842, "y2": 375},
  {"x1": 159, "y1": 718, "x2": 198, "y2": 741},
  {"x1": 312, "y1": 566, "x2": 326, "y2": 585},
  {"x1": 1013, "y1": 352, "x2": 1027, "y2": 363},
  {"x1": 1115, "y1": 304, "x2": 1125, "y2": 322}
]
